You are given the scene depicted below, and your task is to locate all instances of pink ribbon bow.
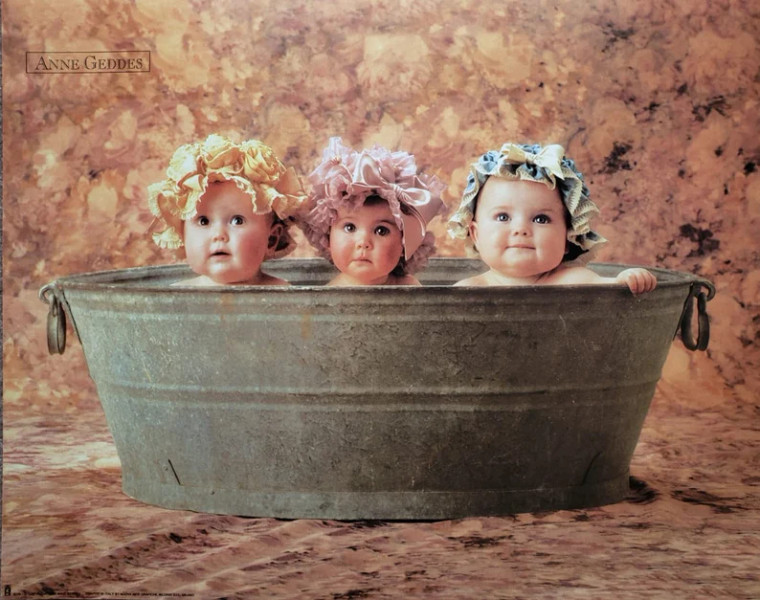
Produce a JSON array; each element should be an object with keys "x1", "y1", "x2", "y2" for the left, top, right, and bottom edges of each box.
[{"x1": 347, "y1": 152, "x2": 444, "y2": 258}]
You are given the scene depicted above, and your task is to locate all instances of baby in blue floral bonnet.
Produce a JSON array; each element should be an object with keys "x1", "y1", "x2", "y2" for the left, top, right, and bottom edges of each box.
[{"x1": 448, "y1": 143, "x2": 657, "y2": 294}]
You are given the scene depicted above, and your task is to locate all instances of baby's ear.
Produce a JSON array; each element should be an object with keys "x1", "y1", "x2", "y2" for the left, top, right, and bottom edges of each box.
[
  {"x1": 468, "y1": 221, "x2": 480, "y2": 249},
  {"x1": 267, "y1": 221, "x2": 285, "y2": 254}
]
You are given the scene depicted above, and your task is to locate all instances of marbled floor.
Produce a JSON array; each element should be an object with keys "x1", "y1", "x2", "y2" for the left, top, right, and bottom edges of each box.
[{"x1": 2, "y1": 345, "x2": 759, "y2": 600}]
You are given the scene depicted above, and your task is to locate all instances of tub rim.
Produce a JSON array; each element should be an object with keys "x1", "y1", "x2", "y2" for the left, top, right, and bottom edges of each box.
[
  {"x1": 39, "y1": 258, "x2": 715, "y2": 356},
  {"x1": 39, "y1": 257, "x2": 715, "y2": 297}
]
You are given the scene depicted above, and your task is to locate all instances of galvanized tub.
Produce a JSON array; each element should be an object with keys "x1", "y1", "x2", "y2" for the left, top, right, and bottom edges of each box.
[{"x1": 40, "y1": 258, "x2": 714, "y2": 520}]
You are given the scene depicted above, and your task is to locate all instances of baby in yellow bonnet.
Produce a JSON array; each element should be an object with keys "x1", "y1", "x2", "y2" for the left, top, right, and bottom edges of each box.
[{"x1": 148, "y1": 134, "x2": 307, "y2": 286}]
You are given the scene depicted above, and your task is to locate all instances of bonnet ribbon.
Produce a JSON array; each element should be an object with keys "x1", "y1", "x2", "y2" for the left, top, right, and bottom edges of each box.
[
  {"x1": 349, "y1": 152, "x2": 444, "y2": 258},
  {"x1": 500, "y1": 143, "x2": 566, "y2": 179}
]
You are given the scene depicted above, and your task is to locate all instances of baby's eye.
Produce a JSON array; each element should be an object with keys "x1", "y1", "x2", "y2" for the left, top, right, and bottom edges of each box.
[
  {"x1": 230, "y1": 215, "x2": 246, "y2": 226},
  {"x1": 495, "y1": 213, "x2": 510, "y2": 222},
  {"x1": 374, "y1": 225, "x2": 391, "y2": 236},
  {"x1": 343, "y1": 223, "x2": 356, "y2": 233},
  {"x1": 533, "y1": 214, "x2": 551, "y2": 224},
  {"x1": 197, "y1": 216, "x2": 210, "y2": 226}
]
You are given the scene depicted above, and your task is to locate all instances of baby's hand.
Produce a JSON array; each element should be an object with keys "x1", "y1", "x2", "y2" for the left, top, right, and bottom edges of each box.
[{"x1": 616, "y1": 268, "x2": 657, "y2": 295}]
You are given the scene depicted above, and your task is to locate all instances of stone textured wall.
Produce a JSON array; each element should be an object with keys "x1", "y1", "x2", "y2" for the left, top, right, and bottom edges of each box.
[{"x1": 3, "y1": 0, "x2": 759, "y2": 407}]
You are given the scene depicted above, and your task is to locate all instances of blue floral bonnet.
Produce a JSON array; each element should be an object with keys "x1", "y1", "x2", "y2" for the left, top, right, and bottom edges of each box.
[{"x1": 447, "y1": 143, "x2": 607, "y2": 262}]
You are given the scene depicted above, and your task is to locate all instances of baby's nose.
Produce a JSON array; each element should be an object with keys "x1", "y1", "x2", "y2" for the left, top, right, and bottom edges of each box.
[
  {"x1": 212, "y1": 225, "x2": 229, "y2": 241},
  {"x1": 511, "y1": 219, "x2": 530, "y2": 235}
]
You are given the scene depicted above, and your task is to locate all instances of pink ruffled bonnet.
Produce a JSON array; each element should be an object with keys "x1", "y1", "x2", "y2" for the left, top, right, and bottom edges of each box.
[{"x1": 301, "y1": 137, "x2": 446, "y2": 274}]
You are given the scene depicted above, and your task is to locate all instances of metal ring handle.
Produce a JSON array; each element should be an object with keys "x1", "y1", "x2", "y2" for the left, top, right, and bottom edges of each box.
[
  {"x1": 696, "y1": 291, "x2": 710, "y2": 351},
  {"x1": 40, "y1": 282, "x2": 67, "y2": 355},
  {"x1": 47, "y1": 296, "x2": 67, "y2": 355},
  {"x1": 39, "y1": 282, "x2": 56, "y2": 304},
  {"x1": 678, "y1": 281, "x2": 713, "y2": 352},
  {"x1": 694, "y1": 277, "x2": 716, "y2": 301}
]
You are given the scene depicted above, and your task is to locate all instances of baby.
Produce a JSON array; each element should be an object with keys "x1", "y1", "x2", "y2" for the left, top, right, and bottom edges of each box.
[
  {"x1": 448, "y1": 143, "x2": 657, "y2": 294},
  {"x1": 148, "y1": 134, "x2": 306, "y2": 286},
  {"x1": 301, "y1": 137, "x2": 446, "y2": 286}
]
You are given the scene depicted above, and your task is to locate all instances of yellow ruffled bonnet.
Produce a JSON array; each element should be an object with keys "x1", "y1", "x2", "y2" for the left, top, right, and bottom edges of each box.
[{"x1": 148, "y1": 134, "x2": 307, "y2": 257}]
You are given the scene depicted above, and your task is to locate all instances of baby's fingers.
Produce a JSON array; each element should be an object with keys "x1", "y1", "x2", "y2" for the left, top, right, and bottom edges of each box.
[
  {"x1": 620, "y1": 268, "x2": 657, "y2": 295},
  {"x1": 641, "y1": 270, "x2": 658, "y2": 293}
]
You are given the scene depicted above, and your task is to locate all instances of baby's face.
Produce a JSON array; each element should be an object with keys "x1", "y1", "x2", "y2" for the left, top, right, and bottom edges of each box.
[
  {"x1": 470, "y1": 179, "x2": 568, "y2": 280},
  {"x1": 183, "y1": 181, "x2": 278, "y2": 285},
  {"x1": 329, "y1": 199, "x2": 404, "y2": 285}
]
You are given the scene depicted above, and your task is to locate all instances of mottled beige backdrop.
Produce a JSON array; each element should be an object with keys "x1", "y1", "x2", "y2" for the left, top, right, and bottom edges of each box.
[{"x1": 3, "y1": 0, "x2": 759, "y2": 597}]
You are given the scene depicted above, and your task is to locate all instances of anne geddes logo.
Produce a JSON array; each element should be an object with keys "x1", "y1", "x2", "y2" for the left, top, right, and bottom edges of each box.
[{"x1": 26, "y1": 51, "x2": 150, "y2": 74}]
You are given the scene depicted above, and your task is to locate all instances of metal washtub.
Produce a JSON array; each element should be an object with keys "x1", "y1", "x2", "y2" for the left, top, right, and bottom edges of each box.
[{"x1": 40, "y1": 257, "x2": 714, "y2": 519}]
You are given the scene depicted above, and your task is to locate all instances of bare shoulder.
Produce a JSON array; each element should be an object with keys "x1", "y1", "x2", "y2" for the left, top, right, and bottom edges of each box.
[
  {"x1": 327, "y1": 273, "x2": 349, "y2": 286},
  {"x1": 545, "y1": 265, "x2": 606, "y2": 285},
  {"x1": 173, "y1": 275, "x2": 214, "y2": 287},
  {"x1": 453, "y1": 273, "x2": 489, "y2": 287},
  {"x1": 259, "y1": 274, "x2": 290, "y2": 286},
  {"x1": 390, "y1": 274, "x2": 421, "y2": 286}
]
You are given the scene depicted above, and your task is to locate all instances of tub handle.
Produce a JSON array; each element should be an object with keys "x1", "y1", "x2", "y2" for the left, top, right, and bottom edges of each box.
[
  {"x1": 678, "y1": 280, "x2": 715, "y2": 352},
  {"x1": 39, "y1": 283, "x2": 67, "y2": 355}
]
